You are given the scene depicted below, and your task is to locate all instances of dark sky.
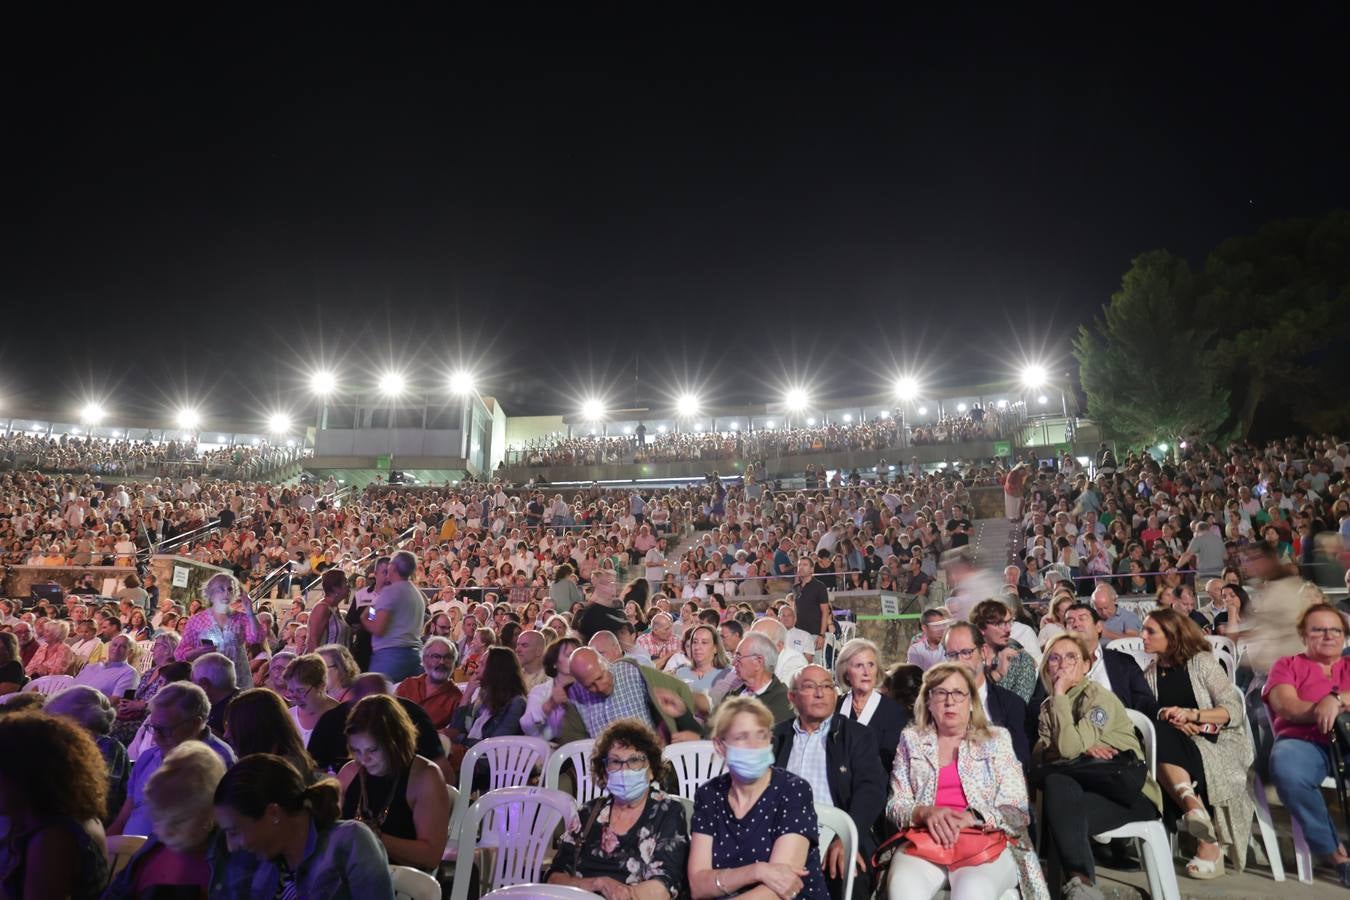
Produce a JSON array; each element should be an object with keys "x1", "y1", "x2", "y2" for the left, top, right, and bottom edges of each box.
[{"x1": 8, "y1": 6, "x2": 1349, "y2": 423}]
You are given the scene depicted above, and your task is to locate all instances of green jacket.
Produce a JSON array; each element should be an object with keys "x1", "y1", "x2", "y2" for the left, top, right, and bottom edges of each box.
[
  {"x1": 1035, "y1": 679, "x2": 1163, "y2": 811},
  {"x1": 558, "y1": 659, "x2": 705, "y2": 745}
]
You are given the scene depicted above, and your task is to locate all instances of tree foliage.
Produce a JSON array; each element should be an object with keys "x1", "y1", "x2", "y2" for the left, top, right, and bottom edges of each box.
[
  {"x1": 1074, "y1": 251, "x2": 1231, "y2": 447},
  {"x1": 1076, "y1": 211, "x2": 1350, "y2": 445}
]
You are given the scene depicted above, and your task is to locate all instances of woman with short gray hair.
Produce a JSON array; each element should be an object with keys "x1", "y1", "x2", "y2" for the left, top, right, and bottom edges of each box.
[
  {"x1": 835, "y1": 637, "x2": 909, "y2": 774},
  {"x1": 47, "y1": 684, "x2": 129, "y2": 824}
]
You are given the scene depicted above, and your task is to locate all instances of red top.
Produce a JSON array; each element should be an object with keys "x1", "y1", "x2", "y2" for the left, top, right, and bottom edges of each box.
[
  {"x1": 934, "y1": 759, "x2": 969, "y2": 810},
  {"x1": 1263, "y1": 652, "x2": 1350, "y2": 744}
]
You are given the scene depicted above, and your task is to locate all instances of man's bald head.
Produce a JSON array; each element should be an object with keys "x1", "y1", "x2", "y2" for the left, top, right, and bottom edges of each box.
[
  {"x1": 567, "y1": 647, "x2": 613, "y2": 696},
  {"x1": 588, "y1": 630, "x2": 623, "y2": 663}
]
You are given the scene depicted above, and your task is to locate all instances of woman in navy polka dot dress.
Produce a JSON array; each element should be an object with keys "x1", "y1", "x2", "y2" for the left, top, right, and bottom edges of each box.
[{"x1": 687, "y1": 696, "x2": 830, "y2": 899}]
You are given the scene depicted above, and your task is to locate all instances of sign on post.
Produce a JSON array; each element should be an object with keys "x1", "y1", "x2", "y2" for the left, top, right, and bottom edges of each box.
[
  {"x1": 172, "y1": 566, "x2": 190, "y2": 588},
  {"x1": 880, "y1": 593, "x2": 900, "y2": 616},
  {"x1": 376, "y1": 455, "x2": 391, "y2": 471},
  {"x1": 993, "y1": 440, "x2": 1011, "y2": 457}
]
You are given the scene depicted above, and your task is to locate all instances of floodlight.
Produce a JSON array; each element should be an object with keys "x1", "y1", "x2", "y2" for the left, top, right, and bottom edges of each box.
[
  {"x1": 623, "y1": 426, "x2": 633, "y2": 435},
  {"x1": 879, "y1": 410, "x2": 890, "y2": 419},
  {"x1": 268, "y1": 413, "x2": 292, "y2": 434},
  {"x1": 310, "y1": 370, "x2": 338, "y2": 397},
  {"x1": 1021, "y1": 364, "x2": 1048, "y2": 390},
  {"x1": 1158, "y1": 442, "x2": 1170, "y2": 452},
  {"x1": 581, "y1": 398, "x2": 605, "y2": 421},
  {"x1": 175, "y1": 408, "x2": 201, "y2": 431},
  {"x1": 784, "y1": 388, "x2": 809, "y2": 411},
  {"x1": 893, "y1": 376, "x2": 920, "y2": 402},
  {"x1": 956, "y1": 403, "x2": 967, "y2": 413},
  {"x1": 80, "y1": 402, "x2": 106, "y2": 425},
  {"x1": 806, "y1": 417, "x2": 816, "y2": 426},
  {"x1": 447, "y1": 370, "x2": 475, "y2": 395},
  {"x1": 917, "y1": 406, "x2": 928, "y2": 416},
  {"x1": 378, "y1": 371, "x2": 407, "y2": 397},
  {"x1": 676, "y1": 393, "x2": 700, "y2": 417},
  {"x1": 692, "y1": 422, "x2": 704, "y2": 432},
  {"x1": 728, "y1": 422, "x2": 739, "y2": 431},
  {"x1": 843, "y1": 414, "x2": 853, "y2": 423},
  {"x1": 1037, "y1": 395, "x2": 1048, "y2": 405},
  {"x1": 996, "y1": 399, "x2": 1008, "y2": 409},
  {"x1": 657, "y1": 425, "x2": 668, "y2": 434},
  {"x1": 764, "y1": 420, "x2": 775, "y2": 429}
]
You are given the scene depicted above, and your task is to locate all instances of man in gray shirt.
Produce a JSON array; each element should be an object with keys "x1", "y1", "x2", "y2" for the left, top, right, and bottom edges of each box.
[
  {"x1": 363, "y1": 549, "x2": 426, "y2": 681},
  {"x1": 1177, "y1": 519, "x2": 1226, "y2": 579}
]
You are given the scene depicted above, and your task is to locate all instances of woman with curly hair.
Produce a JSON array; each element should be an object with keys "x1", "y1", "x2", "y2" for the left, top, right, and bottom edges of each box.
[
  {"x1": 545, "y1": 719, "x2": 689, "y2": 898},
  {"x1": 0, "y1": 712, "x2": 109, "y2": 899}
]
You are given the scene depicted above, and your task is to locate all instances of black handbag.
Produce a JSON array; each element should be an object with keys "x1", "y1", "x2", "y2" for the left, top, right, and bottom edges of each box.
[{"x1": 1032, "y1": 751, "x2": 1147, "y2": 807}]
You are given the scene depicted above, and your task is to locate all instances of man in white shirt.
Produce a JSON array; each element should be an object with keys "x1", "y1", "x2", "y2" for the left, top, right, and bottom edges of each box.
[
  {"x1": 776, "y1": 604, "x2": 816, "y2": 661},
  {"x1": 74, "y1": 634, "x2": 139, "y2": 699},
  {"x1": 644, "y1": 538, "x2": 667, "y2": 585},
  {"x1": 906, "y1": 607, "x2": 950, "y2": 671}
]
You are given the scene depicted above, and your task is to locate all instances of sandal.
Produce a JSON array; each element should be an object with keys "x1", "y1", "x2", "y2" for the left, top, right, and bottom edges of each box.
[
  {"x1": 1185, "y1": 851, "x2": 1225, "y2": 880},
  {"x1": 1177, "y1": 782, "x2": 1217, "y2": 843}
]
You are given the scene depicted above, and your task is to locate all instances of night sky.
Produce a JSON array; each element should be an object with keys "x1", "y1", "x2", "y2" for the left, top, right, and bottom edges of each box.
[{"x1": 8, "y1": 6, "x2": 1349, "y2": 423}]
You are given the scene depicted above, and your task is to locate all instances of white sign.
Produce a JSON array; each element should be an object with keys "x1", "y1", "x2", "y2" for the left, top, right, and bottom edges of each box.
[
  {"x1": 172, "y1": 566, "x2": 190, "y2": 588},
  {"x1": 880, "y1": 593, "x2": 900, "y2": 617}
]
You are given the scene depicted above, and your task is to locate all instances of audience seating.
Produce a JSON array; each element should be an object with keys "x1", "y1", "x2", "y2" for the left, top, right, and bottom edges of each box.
[
  {"x1": 815, "y1": 804, "x2": 861, "y2": 900},
  {"x1": 661, "y1": 740, "x2": 726, "y2": 801},
  {"x1": 482, "y1": 884, "x2": 603, "y2": 899},
  {"x1": 449, "y1": 736, "x2": 551, "y2": 843},
  {"x1": 22, "y1": 674, "x2": 74, "y2": 696},
  {"x1": 448, "y1": 787, "x2": 580, "y2": 900},
  {"x1": 544, "y1": 739, "x2": 600, "y2": 804},
  {"x1": 1290, "y1": 775, "x2": 1339, "y2": 884},
  {"x1": 104, "y1": 835, "x2": 147, "y2": 883},
  {"x1": 392, "y1": 864, "x2": 442, "y2": 900}
]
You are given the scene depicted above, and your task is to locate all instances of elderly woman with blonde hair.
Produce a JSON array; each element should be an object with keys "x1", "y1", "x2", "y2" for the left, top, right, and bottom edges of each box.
[
  {"x1": 884, "y1": 663, "x2": 1047, "y2": 900},
  {"x1": 104, "y1": 741, "x2": 229, "y2": 897}
]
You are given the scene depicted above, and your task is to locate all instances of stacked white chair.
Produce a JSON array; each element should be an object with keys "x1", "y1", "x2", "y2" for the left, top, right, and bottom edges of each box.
[
  {"x1": 815, "y1": 805, "x2": 861, "y2": 900},
  {"x1": 544, "y1": 739, "x2": 600, "y2": 804},
  {"x1": 449, "y1": 736, "x2": 551, "y2": 843},
  {"x1": 661, "y1": 740, "x2": 725, "y2": 801},
  {"x1": 22, "y1": 674, "x2": 75, "y2": 696},
  {"x1": 448, "y1": 787, "x2": 579, "y2": 900},
  {"x1": 483, "y1": 884, "x2": 603, "y2": 899},
  {"x1": 391, "y1": 864, "x2": 441, "y2": 900}
]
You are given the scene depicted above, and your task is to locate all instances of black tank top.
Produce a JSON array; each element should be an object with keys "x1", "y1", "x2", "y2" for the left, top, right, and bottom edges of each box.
[{"x1": 342, "y1": 765, "x2": 416, "y2": 845}]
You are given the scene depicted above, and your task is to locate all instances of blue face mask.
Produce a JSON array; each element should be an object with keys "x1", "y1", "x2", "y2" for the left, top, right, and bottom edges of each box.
[
  {"x1": 607, "y1": 768, "x2": 650, "y2": 803},
  {"x1": 724, "y1": 745, "x2": 774, "y2": 782}
]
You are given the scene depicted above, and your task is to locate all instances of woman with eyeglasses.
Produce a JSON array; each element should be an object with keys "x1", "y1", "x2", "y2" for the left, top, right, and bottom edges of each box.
[
  {"x1": 1261, "y1": 602, "x2": 1350, "y2": 887},
  {"x1": 1034, "y1": 634, "x2": 1162, "y2": 900},
  {"x1": 687, "y1": 696, "x2": 829, "y2": 900},
  {"x1": 545, "y1": 719, "x2": 690, "y2": 899},
  {"x1": 283, "y1": 654, "x2": 340, "y2": 749},
  {"x1": 883, "y1": 662, "x2": 1046, "y2": 900}
]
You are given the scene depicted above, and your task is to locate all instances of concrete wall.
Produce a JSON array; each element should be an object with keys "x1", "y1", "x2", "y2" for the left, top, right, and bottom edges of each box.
[
  {"x1": 4, "y1": 565, "x2": 137, "y2": 599},
  {"x1": 148, "y1": 555, "x2": 231, "y2": 607},
  {"x1": 316, "y1": 428, "x2": 464, "y2": 457},
  {"x1": 504, "y1": 415, "x2": 568, "y2": 449}
]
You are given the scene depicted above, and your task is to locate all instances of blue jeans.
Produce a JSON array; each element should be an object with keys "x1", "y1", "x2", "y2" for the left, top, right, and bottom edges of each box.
[
  {"x1": 1269, "y1": 736, "x2": 1349, "y2": 856},
  {"x1": 370, "y1": 646, "x2": 423, "y2": 683}
]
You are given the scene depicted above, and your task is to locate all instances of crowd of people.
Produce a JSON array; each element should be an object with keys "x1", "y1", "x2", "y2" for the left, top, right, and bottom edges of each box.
[
  {"x1": 0, "y1": 433, "x2": 304, "y2": 480},
  {"x1": 509, "y1": 408, "x2": 1029, "y2": 469},
  {"x1": 0, "y1": 431, "x2": 1347, "y2": 897}
]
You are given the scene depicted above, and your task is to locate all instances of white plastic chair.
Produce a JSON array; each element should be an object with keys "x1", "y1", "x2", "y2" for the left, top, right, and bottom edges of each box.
[
  {"x1": 1105, "y1": 637, "x2": 1152, "y2": 670},
  {"x1": 483, "y1": 884, "x2": 603, "y2": 899},
  {"x1": 448, "y1": 787, "x2": 580, "y2": 900},
  {"x1": 1290, "y1": 775, "x2": 1338, "y2": 884},
  {"x1": 815, "y1": 805, "x2": 860, "y2": 900},
  {"x1": 544, "y1": 739, "x2": 600, "y2": 804},
  {"x1": 105, "y1": 834, "x2": 147, "y2": 882},
  {"x1": 391, "y1": 864, "x2": 441, "y2": 900},
  {"x1": 1244, "y1": 706, "x2": 1285, "y2": 881},
  {"x1": 661, "y1": 740, "x2": 726, "y2": 801},
  {"x1": 22, "y1": 674, "x2": 75, "y2": 696},
  {"x1": 1203, "y1": 635, "x2": 1239, "y2": 684},
  {"x1": 1092, "y1": 709, "x2": 1180, "y2": 900},
  {"x1": 132, "y1": 640, "x2": 155, "y2": 674},
  {"x1": 449, "y1": 736, "x2": 551, "y2": 841}
]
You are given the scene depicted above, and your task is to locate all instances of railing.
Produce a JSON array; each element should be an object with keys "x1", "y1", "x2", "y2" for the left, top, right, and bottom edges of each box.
[{"x1": 0, "y1": 446, "x2": 311, "y2": 481}]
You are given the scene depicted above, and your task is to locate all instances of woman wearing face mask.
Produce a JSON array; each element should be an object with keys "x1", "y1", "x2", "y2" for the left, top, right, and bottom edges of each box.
[
  {"x1": 175, "y1": 572, "x2": 264, "y2": 691},
  {"x1": 104, "y1": 741, "x2": 227, "y2": 898},
  {"x1": 545, "y1": 720, "x2": 690, "y2": 899},
  {"x1": 688, "y1": 696, "x2": 830, "y2": 900}
]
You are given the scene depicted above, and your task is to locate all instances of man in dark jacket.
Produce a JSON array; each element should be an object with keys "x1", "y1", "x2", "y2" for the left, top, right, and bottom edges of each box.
[
  {"x1": 1064, "y1": 604, "x2": 1158, "y2": 715},
  {"x1": 772, "y1": 664, "x2": 886, "y2": 900},
  {"x1": 942, "y1": 623, "x2": 1033, "y2": 771}
]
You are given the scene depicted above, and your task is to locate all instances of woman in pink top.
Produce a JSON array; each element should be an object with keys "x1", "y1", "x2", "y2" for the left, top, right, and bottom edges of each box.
[
  {"x1": 884, "y1": 663, "x2": 1048, "y2": 900},
  {"x1": 1262, "y1": 602, "x2": 1350, "y2": 886}
]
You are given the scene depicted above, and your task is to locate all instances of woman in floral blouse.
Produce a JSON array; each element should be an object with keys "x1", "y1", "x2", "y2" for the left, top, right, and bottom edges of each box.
[{"x1": 546, "y1": 719, "x2": 690, "y2": 899}]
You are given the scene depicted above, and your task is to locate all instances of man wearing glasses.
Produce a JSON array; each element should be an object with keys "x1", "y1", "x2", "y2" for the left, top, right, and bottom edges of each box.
[
  {"x1": 720, "y1": 633, "x2": 794, "y2": 725},
  {"x1": 108, "y1": 681, "x2": 236, "y2": 838},
  {"x1": 772, "y1": 665, "x2": 885, "y2": 900},
  {"x1": 941, "y1": 622, "x2": 1032, "y2": 770}
]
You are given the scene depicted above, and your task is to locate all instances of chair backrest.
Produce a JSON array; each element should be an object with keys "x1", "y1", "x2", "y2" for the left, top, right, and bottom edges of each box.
[
  {"x1": 661, "y1": 740, "x2": 726, "y2": 801},
  {"x1": 1106, "y1": 637, "x2": 1145, "y2": 655},
  {"x1": 1204, "y1": 635, "x2": 1239, "y2": 683},
  {"x1": 23, "y1": 674, "x2": 75, "y2": 696},
  {"x1": 1125, "y1": 708, "x2": 1157, "y2": 778},
  {"x1": 132, "y1": 641, "x2": 155, "y2": 674},
  {"x1": 483, "y1": 884, "x2": 604, "y2": 900},
  {"x1": 544, "y1": 739, "x2": 600, "y2": 804},
  {"x1": 391, "y1": 864, "x2": 441, "y2": 900},
  {"x1": 105, "y1": 834, "x2": 147, "y2": 882},
  {"x1": 451, "y1": 736, "x2": 551, "y2": 839},
  {"x1": 450, "y1": 787, "x2": 580, "y2": 900},
  {"x1": 815, "y1": 805, "x2": 859, "y2": 900}
]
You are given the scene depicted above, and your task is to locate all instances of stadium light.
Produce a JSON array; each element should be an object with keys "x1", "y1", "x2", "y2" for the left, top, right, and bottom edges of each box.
[
  {"x1": 843, "y1": 414, "x2": 853, "y2": 423},
  {"x1": 623, "y1": 426, "x2": 633, "y2": 435},
  {"x1": 1037, "y1": 395, "x2": 1049, "y2": 405},
  {"x1": 878, "y1": 410, "x2": 890, "y2": 419},
  {"x1": 1158, "y1": 442, "x2": 1170, "y2": 452},
  {"x1": 956, "y1": 402, "x2": 967, "y2": 413},
  {"x1": 893, "y1": 376, "x2": 920, "y2": 403},
  {"x1": 917, "y1": 405, "x2": 928, "y2": 416},
  {"x1": 80, "y1": 402, "x2": 106, "y2": 426},
  {"x1": 657, "y1": 425, "x2": 668, "y2": 434},
  {"x1": 309, "y1": 369, "x2": 338, "y2": 397},
  {"x1": 784, "y1": 387, "x2": 809, "y2": 411},
  {"x1": 996, "y1": 399, "x2": 1008, "y2": 409},
  {"x1": 175, "y1": 408, "x2": 201, "y2": 431},
  {"x1": 378, "y1": 371, "x2": 407, "y2": 397},
  {"x1": 268, "y1": 413, "x2": 292, "y2": 435},
  {"x1": 1021, "y1": 364, "x2": 1049, "y2": 390},
  {"x1": 675, "y1": 393, "x2": 700, "y2": 418},
  {"x1": 447, "y1": 370, "x2": 475, "y2": 395},
  {"x1": 764, "y1": 420, "x2": 775, "y2": 429},
  {"x1": 581, "y1": 398, "x2": 604, "y2": 421}
]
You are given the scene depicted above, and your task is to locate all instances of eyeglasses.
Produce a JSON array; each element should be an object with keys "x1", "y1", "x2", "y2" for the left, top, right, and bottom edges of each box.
[
  {"x1": 943, "y1": 647, "x2": 978, "y2": 660},
  {"x1": 1046, "y1": 653, "x2": 1082, "y2": 665},
  {"x1": 603, "y1": 755, "x2": 649, "y2": 773},
  {"x1": 795, "y1": 680, "x2": 835, "y2": 695},
  {"x1": 929, "y1": 688, "x2": 969, "y2": 704},
  {"x1": 147, "y1": 718, "x2": 190, "y2": 740},
  {"x1": 1307, "y1": 627, "x2": 1345, "y2": 637},
  {"x1": 732, "y1": 652, "x2": 763, "y2": 664},
  {"x1": 424, "y1": 652, "x2": 455, "y2": 663}
]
